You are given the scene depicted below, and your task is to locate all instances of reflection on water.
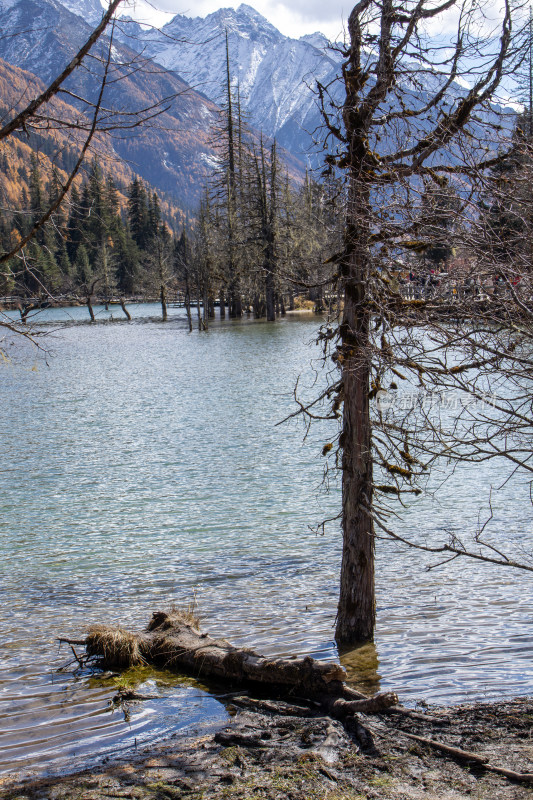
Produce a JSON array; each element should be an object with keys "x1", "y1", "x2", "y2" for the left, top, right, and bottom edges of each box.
[
  {"x1": 0, "y1": 303, "x2": 531, "y2": 777},
  {"x1": 0, "y1": 662, "x2": 226, "y2": 778},
  {"x1": 339, "y1": 642, "x2": 382, "y2": 697}
]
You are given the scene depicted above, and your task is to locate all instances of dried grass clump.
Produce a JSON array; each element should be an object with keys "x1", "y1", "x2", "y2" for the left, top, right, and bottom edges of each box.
[
  {"x1": 292, "y1": 297, "x2": 316, "y2": 311},
  {"x1": 169, "y1": 603, "x2": 200, "y2": 629},
  {"x1": 148, "y1": 604, "x2": 201, "y2": 633},
  {"x1": 167, "y1": 595, "x2": 200, "y2": 629},
  {"x1": 86, "y1": 625, "x2": 146, "y2": 668}
]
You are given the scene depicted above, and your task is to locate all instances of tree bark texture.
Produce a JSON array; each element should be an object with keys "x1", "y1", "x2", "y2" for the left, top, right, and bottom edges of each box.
[{"x1": 335, "y1": 7, "x2": 377, "y2": 645}]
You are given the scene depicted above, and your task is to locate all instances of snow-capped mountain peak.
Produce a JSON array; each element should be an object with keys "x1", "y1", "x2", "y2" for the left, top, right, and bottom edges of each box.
[
  {"x1": 115, "y1": 4, "x2": 342, "y2": 162},
  {"x1": 299, "y1": 31, "x2": 331, "y2": 51}
]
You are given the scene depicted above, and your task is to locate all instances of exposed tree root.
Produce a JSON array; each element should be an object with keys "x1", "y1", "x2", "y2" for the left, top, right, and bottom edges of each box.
[{"x1": 403, "y1": 731, "x2": 533, "y2": 784}]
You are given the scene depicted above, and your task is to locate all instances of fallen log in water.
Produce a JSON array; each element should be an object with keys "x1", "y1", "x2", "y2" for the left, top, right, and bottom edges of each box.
[
  {"x1": 61, "y1": 612, "x2": 533, "y2": 788},
  {"x1": 80, "y1": 610, "x2": 398, "y2": 716}
]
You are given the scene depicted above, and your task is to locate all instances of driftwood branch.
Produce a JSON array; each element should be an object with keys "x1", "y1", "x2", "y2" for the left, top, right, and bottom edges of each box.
[{"x1": 404, "y1": 732, "x2": 533, "y2": 785}]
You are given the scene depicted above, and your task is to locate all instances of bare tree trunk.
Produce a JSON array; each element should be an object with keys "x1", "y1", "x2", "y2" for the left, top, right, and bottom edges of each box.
[
  {"x1": 160, "y1": 283, "x2": 168, "y2": 322},
  {"x1": 203, "y1": 285, "x2": 209, "y2": 330},
  {"x1": 184, "y1": 271, "x2": 193, "y2": 332},
  {"x1": 335, "y1": 21, "x2": 375, "y2": 642},
  {"x1": 259, "y1": 141, "x2": 277, "y2": 322},
  {"x1": 225, "y1": 38, "x2": 242, "y2": 321},
  {"x1": 336, "y1": 267, "x2": 375, "y2": 643},
  {"x1": 102, "y1": 241, "x2": 110, "y2": 311},
  {"x1": 119, "y1": 298, "x2": 131, "y2": 320},
  {"x1": 87, "y1": 294, "x2": 95, "y2": 322},
  {"x1": 157, "y1": 240, "x2": 168, "y2": 322},
  {"x1": 230, "y1": 289, "x2": 242, "y2": 318},
  {"x1": 266, "y1": 274, "x2": 275, "y2": 320},
  {"x1": 253, "y1": 293, "x2": 264, "y2": 318},
  {"x1": 314, "y1": 286, "x2": 324, "y2": 314},
  {"x1": 18, "y1": 302, "x2": 38, "y2": 323},
  {"x1": 220, "y1": 291, "x2": 226, "y2": 319},
  {"x1": 196, "y1": 289, "x2": 206, "y2": 331}
]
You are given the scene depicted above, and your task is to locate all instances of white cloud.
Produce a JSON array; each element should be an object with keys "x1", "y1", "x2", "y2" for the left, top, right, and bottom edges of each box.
[
  {"x1": 121, "y1": 0, "x2": 517, "y2": 47},
  {"x1": 122, "y1": 0, "x2": 352, "y2": 40}
]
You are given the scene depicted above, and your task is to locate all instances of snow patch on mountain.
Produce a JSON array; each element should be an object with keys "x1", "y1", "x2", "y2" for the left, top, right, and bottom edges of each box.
[{"x1": 59, "y1": 0, "x2": 102, "y2": 23}]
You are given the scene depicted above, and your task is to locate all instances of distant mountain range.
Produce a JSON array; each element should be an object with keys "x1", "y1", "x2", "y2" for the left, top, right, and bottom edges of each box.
[
  {"x1": 121, "y1": 4, "x2": 344, "y2": 163},
  {"x1": 0, "y1": 0, "x2": 223, "y2": 211},
  {"x1": 0, "y1": 0, "x2": 518, "y2": 210},
  {"x1": 43, "y1": 0, "x2": 344, "y2": 163},
  {"x1": 0, "y1": 0, "x2": 342, "y2": 185}
]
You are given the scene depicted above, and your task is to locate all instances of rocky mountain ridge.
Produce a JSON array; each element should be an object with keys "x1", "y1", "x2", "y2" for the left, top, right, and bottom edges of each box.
[{"x1": 121, "y1": 4, "x2": 344, "y2": 164}]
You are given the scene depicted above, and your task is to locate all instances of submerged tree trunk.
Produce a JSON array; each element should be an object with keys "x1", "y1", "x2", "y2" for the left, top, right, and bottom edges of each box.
[
  {"x1": 203, "y1": 286, "x2": 209, "y2": 329},
  {"x1": 86, "y1": 294, "x2": 95, "y2": 322},
  {"x1": 18, "y1": 302, "x2": 39, "y2": 324},
  {"x1": 102, "y1": 241, "x2": 110, "y2": 311},
  {"x1": 314, "y1": 286, "x2": 324, "y2": 314},
  {"x1": 256, "y1": 140, "x2": 277, "y2": 322},
  {"x1": 253, "y1": 293, "x2": 265, "y2": 318},
  {"x1": 119, "y1": 298, "x2": 131, "y2": 320},
  {"x1": 160, "y1": 283, "x2": 168, "y2": 322},
  {"x1": 229, "y1": 286, "x2": 242, "y2": 318},
  {"x1": 265, "y1": 273, "x2": 275, "y2": 321},
  {"x1": 196, "y1": 289, "x2": 206, "y2": 331}
]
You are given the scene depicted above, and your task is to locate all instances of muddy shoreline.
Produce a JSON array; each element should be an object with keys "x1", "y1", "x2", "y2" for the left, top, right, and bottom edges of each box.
[{"x1": 2, "y1": 695, "x2": 532, "y2": 800}]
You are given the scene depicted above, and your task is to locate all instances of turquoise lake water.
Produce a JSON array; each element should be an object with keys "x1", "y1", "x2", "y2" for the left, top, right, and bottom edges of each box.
[{"x1": 0, "y1": 303, "x2": 531, "y2": 777}]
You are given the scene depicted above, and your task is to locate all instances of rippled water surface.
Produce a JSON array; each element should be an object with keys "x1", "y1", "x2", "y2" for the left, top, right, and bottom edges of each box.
[{"x1": 0, "y1": 303, "x2": 532, "y2": 777}]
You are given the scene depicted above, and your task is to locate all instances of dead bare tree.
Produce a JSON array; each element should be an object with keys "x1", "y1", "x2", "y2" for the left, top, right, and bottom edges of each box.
[{"x1": 290, "y1": 0, "x2": 532, "y2": 645}]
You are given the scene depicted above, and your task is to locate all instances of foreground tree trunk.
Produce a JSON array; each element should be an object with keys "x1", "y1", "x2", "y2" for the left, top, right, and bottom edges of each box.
[
  {"x1": 336, "y1": 225, "x2": 375, "y2": 642},
  {"x1": 330, "y1": 0, "x2": 516, "y2": 644},
  {"x1": 335, "y1": 9, "x2": 376, "y2": 645},
  {"x1": 336, "y1": 250, "x2": 375, "y2": 642}
]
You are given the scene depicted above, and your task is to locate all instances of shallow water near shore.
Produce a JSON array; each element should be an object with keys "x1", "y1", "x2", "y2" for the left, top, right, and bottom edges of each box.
[{"x1": 0, "y1": 303, "x2": 531, "y2": 777}]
